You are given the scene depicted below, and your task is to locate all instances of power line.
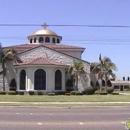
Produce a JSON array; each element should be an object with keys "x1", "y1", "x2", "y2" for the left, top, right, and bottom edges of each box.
[
  {"x1": 0, "y1": 24, "x2": 39, "y2": 26},
  {"x1": 0, "y1": 24, "x2": 130, "y2": 28}
]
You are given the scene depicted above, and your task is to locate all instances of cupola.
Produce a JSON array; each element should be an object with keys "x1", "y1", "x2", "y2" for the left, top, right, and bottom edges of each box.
[{"x1": 27, "y1": 23, "x2": 62, "y2": 44}]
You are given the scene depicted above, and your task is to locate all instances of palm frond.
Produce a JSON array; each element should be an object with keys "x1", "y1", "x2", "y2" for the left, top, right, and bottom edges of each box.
[
  {"x1": 0, "y1": 71, "x2": 3, "y2": 75},
  {"x1": 91, "y1": 55, "x2": 117, "y2": 80}
]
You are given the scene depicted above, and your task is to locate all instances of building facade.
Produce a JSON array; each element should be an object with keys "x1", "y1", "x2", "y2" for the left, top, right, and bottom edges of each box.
[{"x1": 3, "y1": 24, "x2": 90, "y2": 93}]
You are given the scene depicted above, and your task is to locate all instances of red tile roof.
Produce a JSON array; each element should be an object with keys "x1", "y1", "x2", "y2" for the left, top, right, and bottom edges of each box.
[
  {"x1": 4, "y1": 43, "x2": 90, "y2": 64},
  {"x1": 14, "y1": 57, "x2": 68, "y2": 67},
  {"x1": 4, "y1": 43, "x2": 85, "y2": 53}
]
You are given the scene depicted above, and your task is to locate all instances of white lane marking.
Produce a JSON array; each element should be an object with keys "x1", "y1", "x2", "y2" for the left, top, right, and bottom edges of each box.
[
  {"x1": 121, "y1": 121, "x2": 125, "y2": 124},
  {"x1": 38, "y1": 122, "x2": 42, "y2": 125},
  {"x1": 79, "y1": 122, "x2": 83, "y2": 125}
]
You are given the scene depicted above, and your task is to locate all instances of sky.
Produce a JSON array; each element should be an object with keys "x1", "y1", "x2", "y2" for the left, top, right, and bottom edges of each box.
[{"x1": 0, "y1": 0, "x2": 130, "y2": 80}]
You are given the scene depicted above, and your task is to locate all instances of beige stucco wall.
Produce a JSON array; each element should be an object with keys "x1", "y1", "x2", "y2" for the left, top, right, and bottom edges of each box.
[
  {"x1": 2, "y1": 46, "x2": 90, "y2": 92},
  {"x1": 59, "y1": 51, "x2": 82, "y2": 59},
  {"x1": 18, "y1": 46, "x2": 90, "y2": 91},
  {"x1": 16, "y1": 66, "x2": 66, "y2": 92}
]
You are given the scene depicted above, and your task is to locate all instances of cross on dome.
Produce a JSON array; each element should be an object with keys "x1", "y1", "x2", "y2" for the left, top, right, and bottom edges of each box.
[{"x1": 41, "y1": 22, "x2": 49, "y2": 29}]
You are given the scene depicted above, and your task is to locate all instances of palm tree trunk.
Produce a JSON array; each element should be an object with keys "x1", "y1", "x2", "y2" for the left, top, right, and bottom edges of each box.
[
  {"x1": 3, "y1": 73, "x2": 5, "y2": 91},
  {"x1": 2, "y1": 61, "x2": 5, "y2": 91},
  {"x1": 76, "y1": 77, "x2": 78, "y2": 91},
  {"x1": 99, "y1": 78, "x2": 102, "y2": 91},
  {"x1": 104, "y1": 72, "x2": 107, "y2": 92}
]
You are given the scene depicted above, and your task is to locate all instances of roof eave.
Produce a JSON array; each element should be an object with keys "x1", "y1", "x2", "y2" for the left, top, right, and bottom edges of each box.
[{"x1": 13, "y1": 64, "x2": 69, "y2": 68}]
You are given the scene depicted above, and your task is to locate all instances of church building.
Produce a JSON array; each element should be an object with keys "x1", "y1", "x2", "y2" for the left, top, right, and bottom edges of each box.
[{"x1": 3, "y1": 23, "x2": 90, "y2": 93}]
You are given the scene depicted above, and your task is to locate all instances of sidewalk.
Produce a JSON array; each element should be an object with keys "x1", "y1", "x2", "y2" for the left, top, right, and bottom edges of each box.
[
  {"x1": 119, "y1": 92, "x2": 130, "y2": 95},
  {"x1": 0, "y1": 101, "x2": 130, "y2": 105}
]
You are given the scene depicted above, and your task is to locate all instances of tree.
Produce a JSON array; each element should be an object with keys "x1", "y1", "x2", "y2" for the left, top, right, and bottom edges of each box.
[
  {"x1": 0, "y1": 43, "x2": 18, "y2": 91},
  {"x1": 68, "y1": 60, "x2": 87, "y2": 90},
  {"x1": 91, "y1": 54, "x2": 117, "y2": 91}
]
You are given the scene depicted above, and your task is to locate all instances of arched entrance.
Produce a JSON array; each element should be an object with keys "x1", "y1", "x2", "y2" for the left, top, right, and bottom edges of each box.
[
  {"x1": 20, "y1": 70, "x2": 26, "y2": 90},
  {"x1": 34, "y1": 69, "x2": 46, "y2": 90},
  {"x1": 55, "y1": 70, "x2": 62, "y2": 90}
]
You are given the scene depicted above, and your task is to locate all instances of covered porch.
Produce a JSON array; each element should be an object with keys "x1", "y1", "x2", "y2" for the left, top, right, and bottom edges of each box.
[{"x1": 111, "y1": 81, "x2": 130, "y2": 91}]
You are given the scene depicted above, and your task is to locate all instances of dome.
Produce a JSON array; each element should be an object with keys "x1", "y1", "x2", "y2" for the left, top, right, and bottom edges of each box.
[
  {"x1": 31, "y1": 29, "x2": 58, "y2": 36},
  {"x1": 27, "y1": 23, "x2": 62, "y2": 44}
]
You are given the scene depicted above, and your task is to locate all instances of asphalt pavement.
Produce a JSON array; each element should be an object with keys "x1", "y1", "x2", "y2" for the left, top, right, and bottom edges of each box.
[{"x1": 0, "y1": 106, "x2": 129, "y2": 130}]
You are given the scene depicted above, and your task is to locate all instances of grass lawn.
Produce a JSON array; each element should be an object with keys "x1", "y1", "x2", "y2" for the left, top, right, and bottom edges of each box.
[
  {"x1": 116, "y1": 90, "x2": 130, "y2": 93},
  {"x1": 0, "y1": 94, "x2": 130, "y2": 102}
]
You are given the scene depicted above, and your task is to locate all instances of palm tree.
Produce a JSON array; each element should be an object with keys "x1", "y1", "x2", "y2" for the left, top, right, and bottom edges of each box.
[
  {"x1": 0, "y1": 44, "x2": 18, "y2": 91},
  {"x1": 90, "y1": 62, "x2": 100, "y2": 74},
  {"x1": 68, "y1": 60, "x2": 87, "y2": 90},
  {"x1": 91, "y1": 54, "x2": 117, "y2": 91}
]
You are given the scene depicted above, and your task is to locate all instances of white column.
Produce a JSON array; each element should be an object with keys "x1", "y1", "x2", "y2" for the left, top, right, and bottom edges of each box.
[
  {"x1": 46, "y1": 68, "x2": 54, "y2": 91},
  {"x1": 16, "y1": 69, "x2": 20, "y2": 91},
  {"x1": 27, "y1": 68, "x2": 34, "y2": 91},
  {"x1": 62, "y1": 69, "x2": 66, "y2": 91}
]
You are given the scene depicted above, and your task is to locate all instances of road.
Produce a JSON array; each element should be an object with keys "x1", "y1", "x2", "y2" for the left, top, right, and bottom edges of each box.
[{"x1": 0, "y1": 106, "x2": 129, "y2": 130}]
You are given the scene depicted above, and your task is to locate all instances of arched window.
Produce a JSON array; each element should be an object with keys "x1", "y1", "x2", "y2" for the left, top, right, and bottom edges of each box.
[
  {"x1": 34, "y1": 38, "x2": 37, "y2": 43},
  {"x1": 39, "y1": 37, "x2": 44, "y2": 43},
  {"x1": 90, "y1": 81, "x2": 94, "y2": 87},
  {"x1": 102, "y1": 80, "x2": 105, "y2": 87},
  {"x1": 55, "y1": 70, "x2": 62, "y2": 90},
  {"x1": 30, "y1": 39, "x2": 32, "y2": 43},
  {"x1": 45, "y1": 37, "x2": 50, "y2": 43},
  {"x1": 52, "y1": 38, "x2": 55, "y2": 43},
  {"x1": 20, "y1": 70, "x2": 26, "y2": 90},
  {"x1": 57, "y1": 39, "x2": 60, "y2": 43},
  {"x1": 10, "y1": 79, "x2": 17, "y2": 91},
  {"x1": 34, "y1": 69, "x2": 46, "y2": 90}
]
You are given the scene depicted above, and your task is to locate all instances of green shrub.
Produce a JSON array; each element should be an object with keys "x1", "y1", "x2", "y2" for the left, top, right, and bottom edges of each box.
[
  {"x1": 47, "y1": 93, "x2": 55, "y2": 96},
  {"x1": 83, "y1": 86, "x2": 94, "y2": 95},
  {"x1": 94, "y1": 90, "x2": 101, "y2": 95},
  {"x1": 28, "y1": 91, "x2": 35, "y2": 95},
  {"x1": 70, "y1": 91, "x2": 78, "y2": 95},
  {"x1": 93, "y1": 87, "x2": 98, "y2": 93},
  {"x1": 65, "y1": 93, "x2": 70, "y2": 96},
  {"x1": 66, "y1": 88, "x2": 73, "y2": 93},
  {"x1": 70, "y1": 91, "x2": 75, "y2": 95},
  {"x1": 55, "y1": 92, "x2": 66, "y2": 95},
  {"x1": 44, "y1": 92, "x2": 49, "y2": 95},
  {"x1": 107, "y1": 87, "x2": 114, "y2": 94},
  {"x1": 8, "y1": 91, "x2": 17, "y2": 95},
  {"x1": 37, "y1": 92, "x2": 43, "y2": 95},
  {"x1": 100, "y1": 92, "x2": 107, "y2": 95},
  {"x1": 18, "y1": 91, "x2": 24, "y2": 95},
  {"x1": 70, "y1": 91, "x2": 83, "y2": 95},
  {"x1": 75, "y1": 91, "x2": 83, "y2": 95},
  {"x1": 0, "y1": 91, "x2": 6, "y2": 95},
  {"x1": 111, "y1": 92, "x2": 119, "y2": 95}
]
